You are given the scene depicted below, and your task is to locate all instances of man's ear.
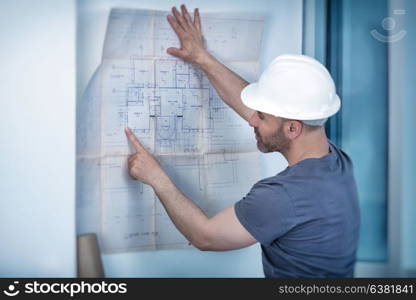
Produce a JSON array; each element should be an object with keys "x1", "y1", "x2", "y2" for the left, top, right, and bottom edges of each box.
[{"x1": 285, "y1": 120, "x2": 303, "y2": 140}]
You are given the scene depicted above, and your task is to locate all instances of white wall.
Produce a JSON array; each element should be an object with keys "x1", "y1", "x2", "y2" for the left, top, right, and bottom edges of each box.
[
  {"x1": 0, "y1": 0, "x2": 76, "y2": 276},
  {"x1": 77, "y1": 0, "x2": 302, "y2": 277}
]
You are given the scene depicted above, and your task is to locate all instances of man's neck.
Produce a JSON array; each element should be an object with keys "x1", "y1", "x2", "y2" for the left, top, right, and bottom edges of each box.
[{"x1": 282, "y1": 129, "x2": 330, "y2": 166}]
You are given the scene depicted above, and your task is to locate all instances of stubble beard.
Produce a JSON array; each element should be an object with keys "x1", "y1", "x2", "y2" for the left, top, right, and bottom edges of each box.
[{"x1": 255, "y1": 125, "x2": 290, "y2": 154}]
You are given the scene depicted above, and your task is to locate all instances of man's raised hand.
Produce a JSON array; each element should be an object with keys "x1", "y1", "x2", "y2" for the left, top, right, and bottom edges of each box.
[{"x1": 166, "y1": 5, "x2": 210, "y2": 65}]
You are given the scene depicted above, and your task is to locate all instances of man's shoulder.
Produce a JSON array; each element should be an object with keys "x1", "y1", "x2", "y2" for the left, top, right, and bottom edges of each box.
[
  {"x1": 329, "y1": 141, "x2": 353, "y2": 162},
  {"x1": 255, "y1": 174, "x2": 287, "y2": 187},
  {"x1": 249, "y1": 175, "x2": 292, "y2": 200}
]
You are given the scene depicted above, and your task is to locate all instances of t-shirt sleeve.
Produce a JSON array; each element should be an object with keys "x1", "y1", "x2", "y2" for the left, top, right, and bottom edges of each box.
[{"x1": 234, "y1": 179, "x2": 297, "y2": 245}]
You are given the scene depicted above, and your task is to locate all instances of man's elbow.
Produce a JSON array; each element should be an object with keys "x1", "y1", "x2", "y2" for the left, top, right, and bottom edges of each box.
[
  {"x1": 192, "y1": 236, "x2": 212, "y2": 251},
  {"x1": 192, "y1": 229, "x2": 214, "y2": 251},
  {"x1": 194, "y1": 242, "x2": 211, "y2": 251}
]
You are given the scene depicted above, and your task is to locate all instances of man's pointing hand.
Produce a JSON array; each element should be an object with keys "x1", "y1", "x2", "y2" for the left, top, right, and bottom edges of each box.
[{"x1": 125, "y1": 127, "x2": 165, "y2": 186}]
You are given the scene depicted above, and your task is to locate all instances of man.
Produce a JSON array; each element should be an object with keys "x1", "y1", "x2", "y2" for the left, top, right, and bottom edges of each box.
[{"x1": 124, "y1": 5, "x2": 360, "y2": 277}]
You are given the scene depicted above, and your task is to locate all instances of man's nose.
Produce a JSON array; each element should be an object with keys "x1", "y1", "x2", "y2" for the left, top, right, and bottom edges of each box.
[{"x1": 248, "y1": 112, "x2": 258, "y2": 128}]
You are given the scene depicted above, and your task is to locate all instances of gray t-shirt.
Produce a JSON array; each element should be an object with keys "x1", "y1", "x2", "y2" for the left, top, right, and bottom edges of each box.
[{"x1": 235, "y1": 142, "x2": 360, "y2": 277}]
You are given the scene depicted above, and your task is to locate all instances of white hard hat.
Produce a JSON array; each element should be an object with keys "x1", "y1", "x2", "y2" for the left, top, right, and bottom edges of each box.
[{"x1": 241, "y1": 54, "x2": 340, "y2": 122}]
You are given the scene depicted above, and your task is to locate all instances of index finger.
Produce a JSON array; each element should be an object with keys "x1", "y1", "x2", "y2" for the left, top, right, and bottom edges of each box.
[
  {"x1": 125, "y1": 127, "x2": 144, "y2": 151},
  {"x1": 167, "y1": 14, "x2": 186, "y2": 38}
]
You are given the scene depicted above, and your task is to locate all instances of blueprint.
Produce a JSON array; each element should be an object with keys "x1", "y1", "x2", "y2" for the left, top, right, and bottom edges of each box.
[{"x1": 77, "y1": 8, "x2": 264, "y2": 252}]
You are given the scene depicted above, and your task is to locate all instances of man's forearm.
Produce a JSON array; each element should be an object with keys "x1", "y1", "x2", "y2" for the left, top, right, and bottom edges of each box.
[
  {"x1": 151, "y1": 172, "x2": 210, "y2": 249},
  {"x1": 198, "y1": 54, "x2": 255, "y2": 122}
]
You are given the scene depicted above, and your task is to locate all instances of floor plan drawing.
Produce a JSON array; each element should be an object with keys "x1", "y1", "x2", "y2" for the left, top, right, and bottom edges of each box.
[{"x1": 77, "y1": 8, "x2": 264, "y2": 252}]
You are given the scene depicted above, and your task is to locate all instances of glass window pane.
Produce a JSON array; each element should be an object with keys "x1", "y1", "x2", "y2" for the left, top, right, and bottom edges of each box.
[{"x1": 326, "y1": 0, "x2": 388, "y2": 262}]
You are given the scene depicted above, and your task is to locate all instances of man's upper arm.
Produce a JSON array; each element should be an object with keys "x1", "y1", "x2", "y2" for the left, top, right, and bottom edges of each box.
[{"x1": 201, "y1": 205, "x2": 257, "y2": 251}]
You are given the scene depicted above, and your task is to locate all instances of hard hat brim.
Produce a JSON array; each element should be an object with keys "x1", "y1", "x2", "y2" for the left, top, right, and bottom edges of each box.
[{"x1": 241, "y1": 82, "x2": 341, "y2": 120}]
